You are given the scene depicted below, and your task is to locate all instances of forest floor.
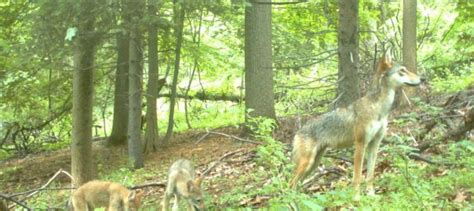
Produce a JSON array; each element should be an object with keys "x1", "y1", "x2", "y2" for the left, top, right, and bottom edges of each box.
[
  {"x1": 0, "y1": 126, "x2": 262, "y2": 209},
  {"x1": 1, "y1": 87, "x2": 473, "y2": 210}
]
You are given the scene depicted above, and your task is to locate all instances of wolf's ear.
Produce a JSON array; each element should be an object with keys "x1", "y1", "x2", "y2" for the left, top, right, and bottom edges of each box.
[
  {"x1": 128, "y1": 190, "x2": 136, "y2": 201},
  {"x1": 378, "y1": 54, "x2": 393, "y2": 73},
  {"x1": 135, "y1": 189, "x2": 144, "y2": 198},
  {"x1": 187, "y1": 180, "x2": 194, "y2": 192},
  {"x1": 128, "y1": 190, "x2": 144, "y2": 208},
  {"x1": 194, "y1": 176, "x2": 203, "y2": 187}
]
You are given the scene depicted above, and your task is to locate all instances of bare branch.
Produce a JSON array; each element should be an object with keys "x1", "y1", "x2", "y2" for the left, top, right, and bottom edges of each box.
[
  {"x1": 201, "y1": 149, "x2": 247, "y2": 176},
  {"x1": 197, "y1": 131, "x2": 262, "y2": 145}
]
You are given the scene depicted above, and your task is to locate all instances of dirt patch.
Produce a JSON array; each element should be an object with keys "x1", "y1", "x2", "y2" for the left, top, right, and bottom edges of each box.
[{"x1": 0, "y1": 127, "x2": 256, "y2": 196}]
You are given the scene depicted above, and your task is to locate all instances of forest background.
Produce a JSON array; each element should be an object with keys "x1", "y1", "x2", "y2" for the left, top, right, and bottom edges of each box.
[{"x1": 0, "y1": 0, "x2": 473, "y2": 209}]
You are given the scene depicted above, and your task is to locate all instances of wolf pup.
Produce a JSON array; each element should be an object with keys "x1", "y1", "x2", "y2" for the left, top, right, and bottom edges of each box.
[
  {"x1": 162, "y1": 159, "x2": 204, "y2": 211},
  {"x1": 67, "y1": 180, "x2": 144, "y2": 211},
  {"x1": 290, "y1": 56, "x2": 422, "y2": 200}
]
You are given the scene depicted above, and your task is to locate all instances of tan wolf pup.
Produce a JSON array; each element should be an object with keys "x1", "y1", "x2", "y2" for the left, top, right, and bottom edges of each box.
[
  {"x1": 67, "y1": 180, "x2": 144, "y2": 211},
  {"x1": 162, "y1": 159, "x2": 204, "y2": 211},
  {"x1": 289, "y1": 56, "x2": 422, "y2": 200}
]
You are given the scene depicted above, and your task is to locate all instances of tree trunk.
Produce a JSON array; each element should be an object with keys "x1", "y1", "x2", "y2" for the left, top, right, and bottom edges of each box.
[
  {"x1": 336, "y1": 0, "x2": 360, "y2": 108},
  {"x1": 71, "y1": 0, "x2": 97, "y2": 186},
  {"x1": 127, "y1": 0, "x2": 144, "y2": 169},
  {"x1": 244, "y1": 0, "x2": 276, "y2": 123},
  {"x1": 398, "y1": 0, "x2": 417, "y2": 107},
  {"x1": 109, "y1": 32, "x2": 129, "y2": 146},
  {"x1": 145, "y1": 1, "x2": 159, "y2": 152},
  {"x1": 162, "y1": 0, "x2": 185, "y2": 144}
]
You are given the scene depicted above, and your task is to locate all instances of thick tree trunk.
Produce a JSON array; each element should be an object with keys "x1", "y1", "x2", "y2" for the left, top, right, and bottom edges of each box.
[
  {"x1": 162, "y1": 0, "x2": 185, "y2": 144},
  {"x1": 398, "y1": 0, "x2": 417, "y2": 107},
  {"x1": 109, "y1": 32, "x2": 129, "y2": 146},
  {"x1": 127, "y1": 0, "x2": 144, "y2": 169},
  {"x1": 145, "y1": 1, "x2": 159, "y2": 152},
  {"x1": 71, "y1": 0, "x2": 97, "y2": 186},
  {"x1": 336, "y1": 0, "x2": 360, "y2": 108},
  {"x1": 244, "y1": 0, "x2": 275, "y2": 123}
]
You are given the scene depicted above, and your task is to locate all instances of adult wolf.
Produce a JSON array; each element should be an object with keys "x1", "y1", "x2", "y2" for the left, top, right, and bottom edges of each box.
[{"x1": 290, "y1": 56, "x2": 422, "y2": 200}]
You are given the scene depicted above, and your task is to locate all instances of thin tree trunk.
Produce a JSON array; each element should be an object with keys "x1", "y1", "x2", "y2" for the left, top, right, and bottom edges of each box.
[
  {"x1": 71, "y1": 0, "x2": 97, "y2": 186},
  {"x1": 336, "y1": 0, "x2": 360, "y2": 108},
  {"x1": 109, "y1": 31, "x2": 129, "y2": 146},
  {"x1": 184, "y1": 12, "x2": 203, "y2": 129},
  {"x1": 398, "y1": 0, "x2": 417, "y2": 107},
  {"x1": 244, "y1": 0, "x2": 275, "y2": 124},
  {"x1": 145, "y1": 0, "x2": 159, "y2": 152},
  {"x1": 127, "y1": 0, "x2": 144, "y2": 169},
  {"x1": 162, "y1": 0, "x2": 185, "y2": 144},
  {"x1": 184, "y1": 65, "x2": 197, "y2": 129}
]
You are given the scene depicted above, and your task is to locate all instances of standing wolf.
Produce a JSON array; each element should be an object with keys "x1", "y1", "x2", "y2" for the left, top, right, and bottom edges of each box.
[
  {"x1": 290, "y1": 56, "x2": 422, "y2": 200},
  {"x1": 162, "y1": 159, "x2": 204, "y2": 211}
]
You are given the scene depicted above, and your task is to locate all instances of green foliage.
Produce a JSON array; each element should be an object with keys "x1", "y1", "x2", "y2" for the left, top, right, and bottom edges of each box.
[
  {"x1": 376, "y1": 139, "x2": 474, "y2": 209},
  {"x1": 158, "y1": 102, "x2": 244, "y2": 133},
  {"x1": 2, "y1": 0, "x2": 474, "y2": 209},
  {"x1": 27, "y1": 183, "x2": 70, "y2": 210},
  {"x1": 247, "y1": 117, "x2": 287, "y2": 171},
  {"x1": 432, "y1": 68, "x2": 474, "y2": 93}
]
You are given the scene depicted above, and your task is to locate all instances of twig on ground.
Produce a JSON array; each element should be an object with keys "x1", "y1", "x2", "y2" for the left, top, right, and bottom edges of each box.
[
  {"x1": 325, "y1": 154, "x2": 353, "y2": 164},
  {"x1": 195, "y1": 131, "x2": 211, "y2": 144},
  {"x1": 196, "y1": 130, "x2": 262, "y2": 145},
  {"x1": 8, "y1": 187, "x2": 75, "y2": 198},
  {"x1": 201, "y1": 148, "x2": 247, "y2": 176},
  {"x1": 22, "y1": 169, "x2": 73, "y2": 200},
  {"x1": 302, "y1": 168, "x2": 344, "y2": 189},
  {"x1": 407, "y1": 153, "x2": 454, "y2": 166},
  {"x1": 0, "y1": 193, "x2": 31, "y2": 211},
  {"x1": 6, "y1": 169, "x2": 74, "y2": 210},
  {"x1": 401, "y1": 89, "x2": 413, "y2": 107},
  {"x1": 130, "y1": 182, "x2": 166, "y2": 190},
  {"x1": 408, "y1": 153, "x2": 438, "y2": 165}
]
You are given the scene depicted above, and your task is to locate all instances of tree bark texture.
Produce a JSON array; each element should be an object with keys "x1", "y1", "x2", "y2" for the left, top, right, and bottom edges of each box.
[
  {"x1": 127, "y1": 0, "x2": 144, "y2": 169},
  {"x1": 398, "y1": 0, "x2": 417, "y2": 106},
  {"x1": 336, "y1": 0, "x2": 360, "y2": 108},
  {"x1": 244, "y1": 0, "x2": 276, "y2": 122},
  {"x1": 145, "y1": 1, "x2": 159, "y2": 152},
  {"x1": 163, "y1": 0, "x2": 185, "y2": 144},
  {"x1": 109, "y1": 31, "x2": 129, "y2": 146},
  {"x1": 71, "y1": 0, "x2": 97, "y2": 186}
]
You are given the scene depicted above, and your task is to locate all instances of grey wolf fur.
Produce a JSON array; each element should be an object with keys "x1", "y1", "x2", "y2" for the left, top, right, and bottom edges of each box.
[
  {"x1": 162, "y1": 159, "x2": 204, "y2": 211},
  {"x1": 289, "y1": 56, "x2": 422, "y2": 201}
]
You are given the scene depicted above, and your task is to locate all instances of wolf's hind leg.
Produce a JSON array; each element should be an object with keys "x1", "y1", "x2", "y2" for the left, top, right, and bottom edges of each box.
[{"x1": 290, "y1": 136, "x2": 322, "y2": 189}]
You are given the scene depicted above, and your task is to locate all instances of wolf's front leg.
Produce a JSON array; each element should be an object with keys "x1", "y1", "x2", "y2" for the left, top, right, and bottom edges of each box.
[
  {"x1": 172, "y1": 194, "x2": 180, "y2": 211},
  {"x1": 161, "y1": 192, "x2": 172, "y2": 211},
  {"x1": 186, "y1": 200, "x2": 196, "y2": 211},
  {"x1": 366, "y1": 126, "x2": 386, "y2": 196},
  {"x1": 353, "y1": 139, "x2": 366, "y2": 201}
]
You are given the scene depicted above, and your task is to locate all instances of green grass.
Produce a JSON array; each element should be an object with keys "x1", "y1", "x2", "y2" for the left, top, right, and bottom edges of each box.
[
  {"x1": 158, "y1": 102, "x2": 244, "y2": 133},
  {"x1": 210, "y1": 137, "x2": 474, "y2": 210}
]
